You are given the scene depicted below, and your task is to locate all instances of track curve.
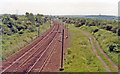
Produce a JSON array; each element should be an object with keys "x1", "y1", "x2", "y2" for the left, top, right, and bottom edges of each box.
[{"x1": 1, "y1": 21, "x2": 67, "y2": 72}]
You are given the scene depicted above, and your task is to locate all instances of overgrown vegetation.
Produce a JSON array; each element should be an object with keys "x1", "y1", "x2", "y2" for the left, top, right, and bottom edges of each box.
[
  {"x1": 1, "y1": 12, "x2": 49, "y2": 35},
  {"x1": 59, "y1": 16, "x2": 120, "y2": 70},
  {"x1": 0, "y1": 13, "x2": 51, "y2": 61},
  {"x1": 63, "y1": 24, "x2": 107, "y2": 72},
  {"x1": 80, "y1": 25, "x2": 119, "y2": 65},
  {"x1": 59, "y1": 17, "x2": 119, "y2": 35}
]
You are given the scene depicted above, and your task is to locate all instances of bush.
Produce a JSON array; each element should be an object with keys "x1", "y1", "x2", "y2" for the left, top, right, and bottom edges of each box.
[
  {"x1": 108, "y1": 44, "x2": 120, "y2": 53},
  {"x1": 106, "y1": 26, "x2": 112, "y2": 31},
  {"x1": 75, "y1": 23, "x2": 81, "y2": 27},
  {"x1": 118, "y1": 29, "x2": 120, "y2": 36},
  {"x1": 75, "y1": 22, "x2": 85, "y2": 27},
  {"x1": 10, "y1": 15, "x2": 18, "y2": 20},
  {"x1": 93, "y1": 29, "x2": 99, "y2": 33},
  {"x1": 18, "y1": 29, "x2": 24, "y2": 34},
  {"x1": 67, "y1": 49, "x2": 72, "y2": 54},
  {"x1": 109, "y1": 44, "x2": 116, "y2": 52}
]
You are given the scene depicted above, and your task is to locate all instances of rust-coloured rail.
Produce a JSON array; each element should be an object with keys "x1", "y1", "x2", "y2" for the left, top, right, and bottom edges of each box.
[{"x1": 1, "y1": 21, "x2": 66, "y2": 72}]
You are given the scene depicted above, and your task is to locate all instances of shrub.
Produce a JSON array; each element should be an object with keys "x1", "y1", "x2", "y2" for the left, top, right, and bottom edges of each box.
[
  {"x1": 10, "y1": 15, "x2": 18, "y2": 20},
  {"x1": 67, "y1": 49, "x2": 72, "y2": 54},
  {"x1": 93, "y1": 29, "x2": 99, "y2": 33},
  {"x1": 106, "y1": 26, "x2": 112, "y2": 31},
  {"x1": 18, "y1": 29, "x2": 24, "y2": 34},
  {"x1": 118, "y1": 29, "x2": 120, "y2": 36}
]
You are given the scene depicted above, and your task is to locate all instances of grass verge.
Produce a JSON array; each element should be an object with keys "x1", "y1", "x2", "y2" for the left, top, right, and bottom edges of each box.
[
  {"x1": 82, "y1": 31, "x2": 117, "y2": 72},
  {"x1": 79, "y1": 25, "x2": 119, "y2": 72},
  {"x1": 63, "y1": 24, "x2": 107, "y2": 72}
]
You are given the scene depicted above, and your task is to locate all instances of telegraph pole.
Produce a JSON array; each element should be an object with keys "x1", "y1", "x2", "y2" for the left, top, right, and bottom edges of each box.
[{"x1": 60, "y1": 29, "x2": 64, "y2": 71}]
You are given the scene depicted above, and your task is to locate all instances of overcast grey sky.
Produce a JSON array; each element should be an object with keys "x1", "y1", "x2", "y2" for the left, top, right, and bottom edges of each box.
[{"x1": 0, "y1": 0, "x2": 119, "y2": 15}]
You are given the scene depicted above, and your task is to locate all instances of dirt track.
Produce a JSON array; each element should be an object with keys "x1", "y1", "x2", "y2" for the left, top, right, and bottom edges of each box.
[
  {"x1": 81, "y1": 30, "x2": 119, "y2": 72},
  {"x1": 2, "y1": 20, "x2": 118, "y2": 72},
  {"x1": 1, "y1": 21, "x2": 69, "y2": 72}
]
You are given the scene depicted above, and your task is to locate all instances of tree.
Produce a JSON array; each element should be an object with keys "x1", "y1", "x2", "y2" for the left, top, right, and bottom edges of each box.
[
  {"x1": 36, "y1": 14, "x2": 44, "y2": 36},
  {"x1": 18, "y1": 29, "x2": 24, "y2": 34},
  {"x1": 106, "y1": 26, "x2": 112, "y2": 31},
  {"x1": 2, "y1": 16, "x2": 15, "y2": 28},
  {"x1": 92, "y1": 28, "x2": 99, "y2": 33},
  {"x1": 25, "y1": 12, "x2": 35, "y2": 25},
  {"x1": 118, "y1": 29, "x2": 120, "y2": 36},
  {"x1": 25, "y1": 12, "x2": 29, "y2": 17},
  {"x1": 2, "y1": 16, "x2": 11, "y2": 24},
  {"x1": 10, "y1": 15, "x2": 18, "y2": 20}
]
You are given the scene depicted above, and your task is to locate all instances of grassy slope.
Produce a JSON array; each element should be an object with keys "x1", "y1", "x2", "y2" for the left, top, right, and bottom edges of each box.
[
  {"x1": 92, "y1": 37, "x2": 117, "y2": 72},
  {"x1": 79, "y1": 25, "x2": 119, "y2": 71},
  {"x1": 63, "y1": 24, "x2": 107, "y2": 72},
  {"x1": 2, "y1": 22, "x2": 51, "y2": 61},
  {"x1": 79, "y1": 25, "x2": 119, "y2": 65},
  {"x1": 80, "y1": 30, "x2": 117, "y2": 72}
]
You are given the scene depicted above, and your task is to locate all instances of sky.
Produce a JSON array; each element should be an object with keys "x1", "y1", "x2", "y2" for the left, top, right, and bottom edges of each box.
[{"x1": 0, "y1": 0, "x2": 119, "y2": 16}]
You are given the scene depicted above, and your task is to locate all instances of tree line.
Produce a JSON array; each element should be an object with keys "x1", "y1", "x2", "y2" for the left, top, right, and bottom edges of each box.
[
  {"x1": 59, "y1": 17, "x2": 119, "y2": 36},
  {"x1": 1, "y1": 12, "x2": 50, "y2": 36}
]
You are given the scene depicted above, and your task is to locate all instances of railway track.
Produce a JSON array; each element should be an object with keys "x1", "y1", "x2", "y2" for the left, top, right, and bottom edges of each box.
[
  {"x1": 1, "y1": 22, "x2": 56, "y2": 69},
  {"x1": 1, "y1": 21, "x2": 66, "y2": 72},
  {"x1": 27, "y1": 25, "x2": 62, "y2": 72}
]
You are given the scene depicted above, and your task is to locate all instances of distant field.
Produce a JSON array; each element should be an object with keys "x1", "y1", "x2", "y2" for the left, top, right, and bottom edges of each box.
[{"x1": 59, "y1": 15, "x2": 118, "y2": 20}]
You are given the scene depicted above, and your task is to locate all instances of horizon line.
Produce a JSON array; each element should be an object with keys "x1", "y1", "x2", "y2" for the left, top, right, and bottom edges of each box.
[{"x1": 0, "y1": 14, "x2": 118, "y2": 16}]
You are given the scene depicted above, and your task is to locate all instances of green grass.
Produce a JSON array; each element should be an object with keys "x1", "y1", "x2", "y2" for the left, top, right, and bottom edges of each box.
[
  {"x1": 79, "y1": 25, "x2": 119, "y2": 65},
  {"x1": 86, "y1": 32, "x2": 118, "y2": 72},
  {"x1": 63, "y1": 24, "x2": 107, "y2": 72},
  {"x1": 79, "y1": 25, "x2": 120, "y2": 71},
  {"x1": 2, "y1": 22, "x2": 51, "y2": 61}
]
